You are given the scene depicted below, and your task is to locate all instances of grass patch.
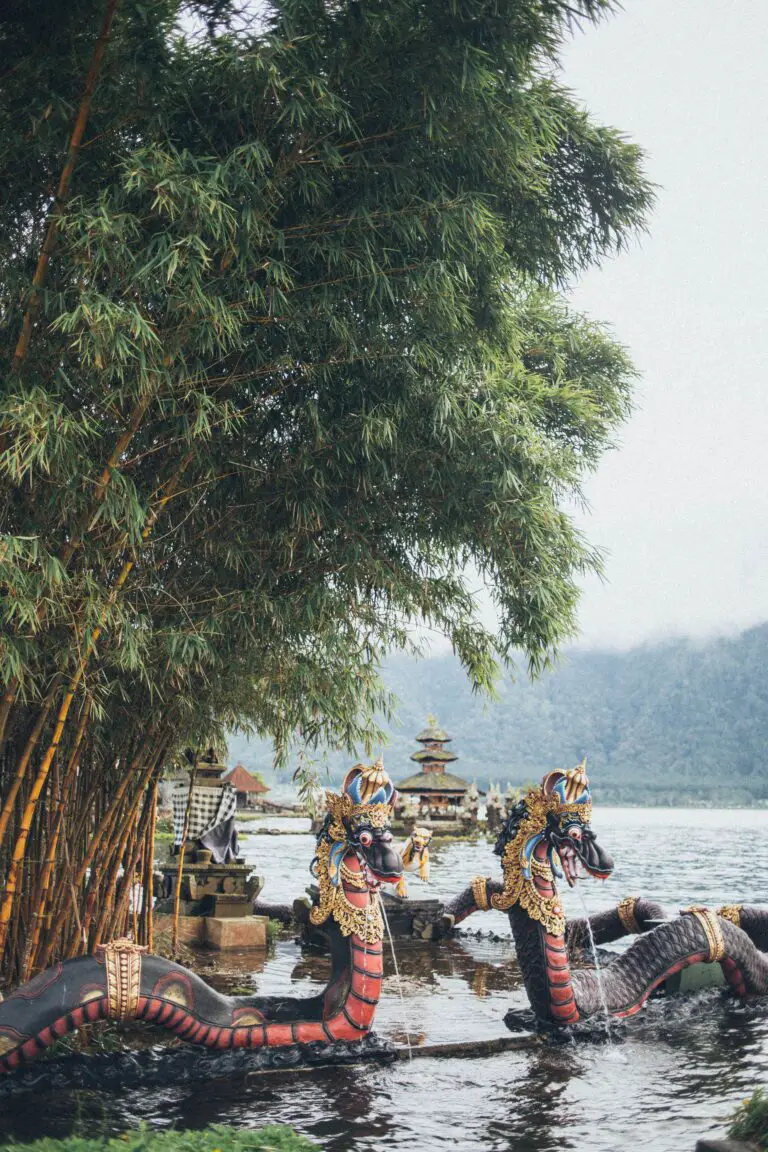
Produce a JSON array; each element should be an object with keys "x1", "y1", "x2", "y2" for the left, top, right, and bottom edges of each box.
[
  {"x1": 0, "y1": 1123, "x2": 319, "y2": 1151},
  {"x1": 154, "y1": 815, "x2": 175, "y2": 844},
  {"x1": 729, "y1": 1088, "x2": 768, "y2": 1148}
]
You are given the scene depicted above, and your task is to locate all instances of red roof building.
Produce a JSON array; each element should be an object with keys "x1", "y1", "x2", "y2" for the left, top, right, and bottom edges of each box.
[{"x1": 221, "y1": 763, "x2": 270, "y2": 808}]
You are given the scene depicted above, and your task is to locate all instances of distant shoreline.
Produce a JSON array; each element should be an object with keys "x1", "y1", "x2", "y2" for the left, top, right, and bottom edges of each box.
[
  {"x1": 596, "y1": 802, "x2": 768, "y2": 811},
  {"x1": 256, "y1": 787, "x2": 768, "y2": 813}
]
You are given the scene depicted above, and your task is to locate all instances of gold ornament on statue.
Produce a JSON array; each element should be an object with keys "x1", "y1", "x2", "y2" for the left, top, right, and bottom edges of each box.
[
  {"x1": 717, "y1": 904, "x2": 743, "y2": 927},
  {"x1": 96, "y1": 938, "x2": 148, "y2": 1021},
  {"x1": 685, "y1": 906, "x2": 726, "y2": 963},
  {"x1": 617, "y1": 896, "x2": 641, "y2": 936},
  {"x1": 310, "y1": 840, "x2": 384, "y2": 943},
  {"x1": 472, "y1": 875, "x2": 490, "y2": 912}
]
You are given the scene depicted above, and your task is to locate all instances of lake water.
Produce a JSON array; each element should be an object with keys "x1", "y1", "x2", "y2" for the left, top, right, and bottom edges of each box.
[{"x1": 2, "y1": 807, "x2": 768, "y2": 1151}]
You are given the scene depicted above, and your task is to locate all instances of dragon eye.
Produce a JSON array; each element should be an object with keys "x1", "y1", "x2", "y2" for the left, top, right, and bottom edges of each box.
[
  {"x1": 567, "y1": 824, "x2": 582, "y2": 840},
  {"x1": 359, "y1": 830, "x2": 373, "y2": 847}
]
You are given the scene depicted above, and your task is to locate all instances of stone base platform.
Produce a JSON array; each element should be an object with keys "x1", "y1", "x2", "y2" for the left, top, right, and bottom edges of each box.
[
  {"x1": 155, "y1": 913, "x2": 268, "y2": 950},
  {"x1": 207, "y1": 915, "x2": 267, "y2": 950}
]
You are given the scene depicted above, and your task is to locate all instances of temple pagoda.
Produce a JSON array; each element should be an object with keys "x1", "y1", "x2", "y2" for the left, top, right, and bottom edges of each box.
[{"x1": 395, "y1": 716, "x2": 474, "y2": 824}]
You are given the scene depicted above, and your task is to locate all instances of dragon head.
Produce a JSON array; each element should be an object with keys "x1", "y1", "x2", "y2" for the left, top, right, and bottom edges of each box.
[
  {"x1": 494, "y1": 759, "x2": 613, "y2": 896},
  {"x1": 310, "y1": 760, "x2": 403, "y2": 942},
  {"x1": 332, "y1": 760, "x2": 403, "y2": 885}
]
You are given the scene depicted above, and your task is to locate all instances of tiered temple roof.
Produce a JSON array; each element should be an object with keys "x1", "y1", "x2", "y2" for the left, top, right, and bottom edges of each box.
[
  {"x1": 395, "y1": 716, "x2": 471, "y2": 797},
  {"x1": 395, "y1": 769, "x2": 470, "y2": 796}
]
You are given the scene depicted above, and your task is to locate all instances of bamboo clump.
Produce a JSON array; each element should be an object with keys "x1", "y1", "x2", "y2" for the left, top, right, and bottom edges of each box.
[{"x1": 0, "y1": 0, "x2": 652, "y2": 989}]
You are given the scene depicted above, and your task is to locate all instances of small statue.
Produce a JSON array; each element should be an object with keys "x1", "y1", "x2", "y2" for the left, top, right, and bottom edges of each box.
[
  {"x1": 504, "y1": 782, "x2": 521, "y2": 810},
  {"x1": 395, "y1": 826, "x2": 433, "y2": 897},
  {"x1": 485, "y1": 781, "x2": 506, "y2": 835},
  {"x1": 401, "y1": 794, "x2": 420, "y2": 822},
  {"x1": 462, "y1": 780, "x2": 480, "y2": 816}
]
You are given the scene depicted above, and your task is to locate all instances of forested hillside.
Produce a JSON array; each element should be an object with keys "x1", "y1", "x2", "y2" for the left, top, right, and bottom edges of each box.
[{"x1": 229, "y1": 624, "x2": 768, "y2": 805}]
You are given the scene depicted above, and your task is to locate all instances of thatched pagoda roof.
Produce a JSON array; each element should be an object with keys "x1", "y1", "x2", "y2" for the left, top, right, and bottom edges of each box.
[
  {"x1": 415, "y1": 725, "x2": 452, "y2": 743},
  {"x1": 396, "y1": 770, "x2": 478, "y2": 795},
  {"x1": 222, "y1": 764, "x2": 270, "y2": 794},
  {"x1": 410, "y1": 747, "x2": 458, "y2": 764}
]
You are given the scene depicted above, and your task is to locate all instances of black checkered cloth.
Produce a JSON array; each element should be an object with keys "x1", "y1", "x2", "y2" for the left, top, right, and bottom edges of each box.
[{"x1": 172, "y1": 783, "x2": 238, "y2": 846}]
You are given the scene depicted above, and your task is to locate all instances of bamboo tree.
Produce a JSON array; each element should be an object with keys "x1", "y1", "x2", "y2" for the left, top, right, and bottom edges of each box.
[
  {"x1": 0, "y1": 0, "x2": 652, "y2": 982},
  {"x1": 0, "y1": 460, "x2": 190, "y2": 953}
]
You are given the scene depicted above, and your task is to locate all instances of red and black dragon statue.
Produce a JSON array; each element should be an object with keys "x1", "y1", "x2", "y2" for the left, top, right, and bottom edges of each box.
[
  {"x1": 0, "y1": 761, "x2": 403, "y2": 1072},
  {"x1": 443, "y1": 759, "x2": 768, "y2": 1026},
  {"x1": 4, "y1": 756, "x2": 768, "y2": 1073}
]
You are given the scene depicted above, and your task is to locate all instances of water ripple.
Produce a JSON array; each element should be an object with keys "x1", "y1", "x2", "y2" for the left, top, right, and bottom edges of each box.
[{"x1": 3, "y1": 808, "x2": 768, "y2": 1151}]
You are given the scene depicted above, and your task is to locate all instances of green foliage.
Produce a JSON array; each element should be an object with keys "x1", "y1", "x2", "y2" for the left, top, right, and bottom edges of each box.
[
  {"x1": 729, "y1": 1088, "x2": 768, "y2": 1148},
  {"x1": 0, "y1": 1124, "x2": 318, "y2": 1152},
  {"x1": 154, "y1": 815, "x2": 174, "y2": 843},
  {"x1": 0, "y1": 0, "x2": 650, "y2": 766}
]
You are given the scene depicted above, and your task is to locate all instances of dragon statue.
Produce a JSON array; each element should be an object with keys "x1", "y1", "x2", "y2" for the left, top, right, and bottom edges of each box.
[
  {"x1": 442, "y1": 759, "x2": 768, "y2": 1026},
  {"x1": 0, "y1": 761, "x2": 403, "y2": 1072}
]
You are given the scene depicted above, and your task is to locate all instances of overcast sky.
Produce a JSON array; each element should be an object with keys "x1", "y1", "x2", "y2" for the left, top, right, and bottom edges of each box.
[{"x1": 552, "y1": 0, "x2": 768, "y2": 649}]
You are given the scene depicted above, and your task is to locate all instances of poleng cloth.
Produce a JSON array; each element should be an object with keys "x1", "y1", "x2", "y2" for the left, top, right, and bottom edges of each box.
[{"x1": 172, "y1": 783, "x2": 237, "y2": 846}]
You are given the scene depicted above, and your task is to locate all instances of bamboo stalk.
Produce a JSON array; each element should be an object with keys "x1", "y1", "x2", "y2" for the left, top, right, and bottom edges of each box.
[
  {"x1": 132, "y1": 849, "x2": 140, "y2": 941},
  {"x1": 172, "y1": 767, "x2": 196, "y2": 955},
  {"x1": 91, "y1": 789, "x2": 143, "y2": 949},
  {"x1": 143, "y1": 777, "x2": 159, "y2": 950},
  {"x1": 21, "y1": 701, "x2": 91, "y2": 980},
  {"x1": 7, "y1": 862, "x2": 26, "y2": 985},
  {"x1": 37, "y1": 730, "x2": 160, "y2": 967},
  {"x1": 114, "y1": 786, "x2": 155, "y2": 941},
  {"x1": 0, "y1": 680, "x2": 18, "y2": 747},
  {"x1": 58, "y1": 823, "x2": 86, "y2": 955},
  {"x1": 10, "y1": 0, "x2": 121, "y2": 374},
  {"x1": 19, "y1": 765, "x2": 58, "y2": 981},
  {"x1": 0, "y1": 679, "x2": 60, "y2": 851},
  {"x1": 125, "y1": 820, "x2": 138, "y2": 937}
]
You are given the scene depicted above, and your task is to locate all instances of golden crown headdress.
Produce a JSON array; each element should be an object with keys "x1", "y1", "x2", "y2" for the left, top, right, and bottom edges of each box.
[{"x1": 325, "y1": 758, "x2": 397, "y2": 838}]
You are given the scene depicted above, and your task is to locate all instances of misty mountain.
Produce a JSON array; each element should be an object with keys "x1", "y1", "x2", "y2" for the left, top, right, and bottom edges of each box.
[{"x1": 228, "y1": 623, "x2": 768, "y2": 804}]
